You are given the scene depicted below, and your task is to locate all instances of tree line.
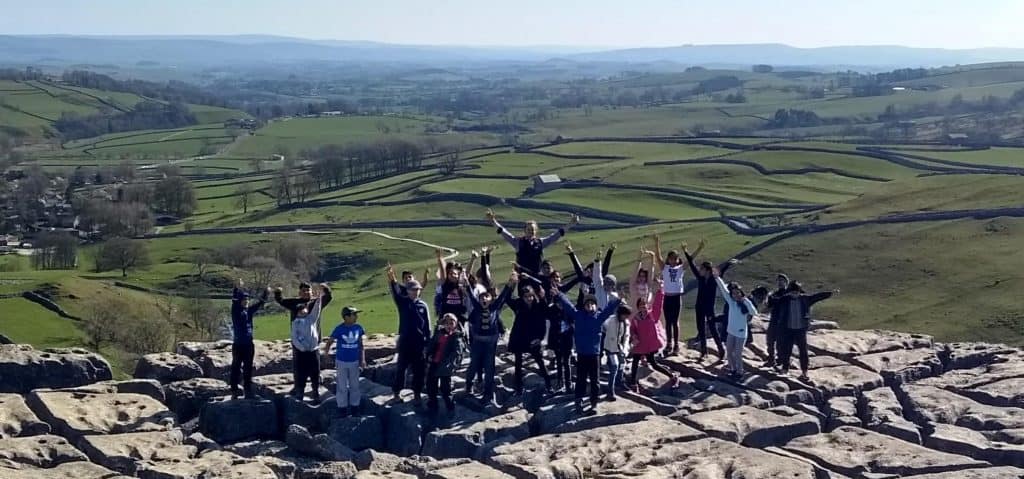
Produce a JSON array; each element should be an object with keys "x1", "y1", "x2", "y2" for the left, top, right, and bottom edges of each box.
[
  {"x1": 54, "y1": 101, "x2": 198, "y2": 141},
  {"x1": 60, "y1": 70, "x2": 230, "y2": 108}
]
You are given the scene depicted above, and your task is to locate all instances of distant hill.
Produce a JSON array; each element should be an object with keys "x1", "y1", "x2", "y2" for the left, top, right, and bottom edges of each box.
[
  {"x1": 569, "y1": 44, "x2": 1024, "y2": 69},
  {"x1": 3, "y1": 36, "x2": 1024, "y2": 69}
]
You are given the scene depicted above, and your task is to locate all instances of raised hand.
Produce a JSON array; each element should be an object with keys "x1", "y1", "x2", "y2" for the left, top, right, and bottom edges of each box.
[
  {"x1": 565, "y1": 241, "x2": 574, "y2": 253},
  {"x1": 485, "y1": 208, "x2": 497, "y2": 223},
  {"x1": 569, "y1": 213, "x2": 580, "y2": 226},
  {"x1": 471, "y1": 250, "x2": 479, "y2": 259},
  {"x1": 509, "y1": 271, "x2": 519, "y2": 284},
  {"x1": 698, "y1": 238, "x2": 707, "y2": 249},
  {"x1": 728, "y1": 258, "x2": 740, "y2": 265}
]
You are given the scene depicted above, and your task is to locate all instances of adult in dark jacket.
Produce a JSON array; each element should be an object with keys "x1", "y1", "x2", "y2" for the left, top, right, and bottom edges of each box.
[
  {"x1": 777, "y1": 281, "x2": 838, "y2": 381},
  {"x1": 556, "y1": 290, "x2": 622, "y2": 415},
  {"x1": 487, "y1": 208, "x2": 578, "y2": 288},
  {"x1": 230, "y1": 279, "x2": 269, "y2": 399},
  {"x1": 507, "y1": 278, "x2": 553, "y2": 394},
  {"x1": 462, "y1": 273, "x2": 512, "y2": 403},
  {"x1": 275, "y1": 281, "x2": 332, "y2": 401},
  {"x1": 386, "y1": 264, "x2": 432, "y2": 404},
  {"x1": 762, "y1": 274, "x2": 791, "y2": 368},
  {"x1": 425, "y1": 314, "x2": 465, "y2": 414},
  {"x1": 684, "y1": 239, "x2": 737, "y2": 361}
]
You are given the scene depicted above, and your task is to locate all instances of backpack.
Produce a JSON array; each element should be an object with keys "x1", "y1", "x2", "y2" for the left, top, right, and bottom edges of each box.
[{"x1": 291, "y1": 298, "x2": 322, "y2": 352}]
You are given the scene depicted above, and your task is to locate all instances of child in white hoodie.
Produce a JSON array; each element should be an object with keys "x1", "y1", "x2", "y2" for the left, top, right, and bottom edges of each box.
[{"x1": 601, "y1": 304, "x2": 631, "y2": 401}]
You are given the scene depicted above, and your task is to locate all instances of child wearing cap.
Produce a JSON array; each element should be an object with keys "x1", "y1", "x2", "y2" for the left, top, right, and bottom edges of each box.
[{"x1": 323, "y1": 306, "x2": 366, "y2": 417}]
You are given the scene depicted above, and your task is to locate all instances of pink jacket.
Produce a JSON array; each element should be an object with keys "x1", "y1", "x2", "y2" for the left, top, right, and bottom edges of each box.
[{"x1": 629, "y1": 288, "x2": 666, "y2": 355}]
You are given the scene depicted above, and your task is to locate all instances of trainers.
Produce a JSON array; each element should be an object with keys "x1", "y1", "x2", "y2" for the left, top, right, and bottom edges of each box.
[
  {"x1": 575, "y1": 401, "x2": 584, "y2": 415},
  {"x1": 337, "y1": 407, "x2": 350, "y2": 418},
  {"x1": 230, "y1": 388, "x2": 241, "y2": 400},
  {"x1": 797, "y1": 373, "x2": 810, "y2": 382},
  {"x1": 763, "y1": 359, "x2": 776, "y2": 368},
  {"x1": 605, "y1": 394, "x2": 617, "y2": 402},
  {"x1": 391, "y1": 392, "x2": 402, "y2": 403},
  {"x1": 349, "y1": 405, "x2": 360, "y2": 417},
  {"x1": 668, "y1": 375, "x2": 681, "y2": 388}
]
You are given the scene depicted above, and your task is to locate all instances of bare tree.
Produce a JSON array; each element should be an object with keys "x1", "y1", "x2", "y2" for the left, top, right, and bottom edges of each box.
[
  {"x1": 94, "y1": 237, "x2": 151, "y2": 277},
  {"x1": 192, "y1": 251, "x2": 213, "y2": 280},
  {"x1": 179, "y1": 286, "x2": 224, "y2": 341},
  {"x1": 31, "y1": 232, "x2": 78, "y2": 270},
  {"x1": 153, "y1": 175, "x2": 197, "y2": 217},
  {"x1": 234, "y1": 184, "x2": 253, "y2": 213},
  {"x1": 293, "y1": 173, "x2": 315, "y2": 203},
  {"x1": 244, "y1": 256, "x2": 290, "y2": 291},
  {"x1": 81, "y1": 295, "x2": 124, "y2": 351}
]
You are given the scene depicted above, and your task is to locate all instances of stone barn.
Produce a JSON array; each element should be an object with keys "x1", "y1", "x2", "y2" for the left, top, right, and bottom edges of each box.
[{"x1": 532, "y1": 174, "x2": 563, "y2": 193}]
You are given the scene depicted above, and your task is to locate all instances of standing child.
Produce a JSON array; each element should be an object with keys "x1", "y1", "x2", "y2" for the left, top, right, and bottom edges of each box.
[
  {"x1": 713, "y1": 270, "x2": 757, "y2": 379},
  {"x1": 463, "y1": 272, "x2": 513, "y2": 404},
  {"x1": 684, "y1": 239, "x2": 738, "y2": 362},
  {"x1": 651, "y1": 234, "x2": 687, "y2": 356},
  {"x1": 322, "y1": 306, "x2": 366, "y2": 417},
  {"x1": 425, "y1": 313, "x2": 465, "y2": 414},
  {"x1": 777, "y1": 281, "x2": 837, "y2": 381},
  {"x1": 555, "y1": 290, "x2": 621, "y2": 416},
  {"x1": 386, "y1": 264, "x2": 432, "y2": 405},
  {"x1": 601, "y1": 304, "x2": 631, "y2": 401},
  {"x1": 230, "y1": 279, "x2": 269, "y2": 399},
  {"x1": 628, "y1": 281, "x2": 680, "y2": 392},
  {"x1": 275, "y1": 282, "x2": 332, "y2": 402},
  {"x1": 545, "y1": 270, "x2": 576, "y2": 394},
  {"x1": 507, "y1": 280, "x2": 553, "y2": 395}
]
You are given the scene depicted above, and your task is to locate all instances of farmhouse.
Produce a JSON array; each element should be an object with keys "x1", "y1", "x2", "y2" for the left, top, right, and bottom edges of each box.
[
  {"x1": 947, "y1": 133, "x2": 969, "y2": 145},
  {"x1": 532, "y1": 174, "x2": 563, "y2": 193}
]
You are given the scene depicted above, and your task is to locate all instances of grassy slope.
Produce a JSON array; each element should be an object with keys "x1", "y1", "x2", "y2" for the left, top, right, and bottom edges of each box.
[{"x1": 732, "y1": 218, "x2": 1024, "y2": 345}]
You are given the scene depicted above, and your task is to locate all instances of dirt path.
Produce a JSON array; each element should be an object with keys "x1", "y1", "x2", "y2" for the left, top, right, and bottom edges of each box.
[{"x1": 279, "y1": 229, "x2": 459, "y2": 261}]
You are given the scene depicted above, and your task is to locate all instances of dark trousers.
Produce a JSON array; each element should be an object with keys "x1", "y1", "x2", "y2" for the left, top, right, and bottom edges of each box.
[
  {"x1": 663, "y1": 294, "x2": 682, "y2": 350},
  {"x1": 292, "y1": 349, "x2": 320, "y2": 396},
  {"x1": 426, "y1": 363, "x2": 453, "y2": 410},
  {"x1": 575, "y1": 354, "x2": 600, "y2": 406},
  {"x1": 513, "y1": 346, "x2": 551, "y2": 391},
  {"x1": 695, "y1": 305, "x2": 724, "y2": 357},
  {"x1": 778, "y1": 328, "x2": 810, "y2": 372},
  {"x1": 394, "y1": 346, "x2": 426, "y2": 396},
  {"x1": 230, "y1": 341, "x2": 255, "y2": 391},
  {"x1": 630, "y1": 353, "x2": 673, "y2": 383},
  {"x1": 765, "y1": 325, "x2": 779, "y2": 362},
  {"x1": 552, "y1": 348, "x2": 573, "y2": 389}
]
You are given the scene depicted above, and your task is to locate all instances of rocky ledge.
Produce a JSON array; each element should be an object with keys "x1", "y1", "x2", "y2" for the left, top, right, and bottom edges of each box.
[{"x1": 2, "y1": 325, "x2": 1024, "y2": 479}]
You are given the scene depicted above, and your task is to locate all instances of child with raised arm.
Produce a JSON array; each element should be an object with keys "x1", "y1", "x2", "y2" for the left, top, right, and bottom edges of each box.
[
  {"x1": 628, "y1": 280, "x2": 680, "y2": 392},
  {"x1": 601, "y1": 303, "x2": 630, "y2": 401},
  {"x1": 386, "y1": 264, "x2": 431, "y2": 405},
  {"x1": 652, "y1": 234, "x2": 687, "y2": 356},
  {"x1": 425, "y1": 313, "x2": 465, "y2": 415},
  {"x1": 275, "y1": 281, "x2": 332, "y2": 402},
  {"x1": 507, "y1": 275, "x2": 553, "y2": 396},
  {"x1": 555, "y1": 289, "x2": 622, "y2": 416},
  {"x1": 322, "y1": 306, "x2": 366, "y2": 417},
  {"x1": 712, "y1": 269, "x2": 757, "y2": 379},
  {"x1": 463, "y1": 271, "x2": 512, "y2": 405},
  {"x1": 629, "y1": 247, "x2": 654, "y2": 305},
  {"x1": 684, "y1": 239, "x2": 738, "y2": 362},
  {"x1": 777, "y1": 281, "x2": 838, "y2": 381},
  {"x1": 230, "y1": 279, "x2": 270, "y2": 399},
  {"x1": 487, "y1": 208, "x2": 579, "y2": 284}
]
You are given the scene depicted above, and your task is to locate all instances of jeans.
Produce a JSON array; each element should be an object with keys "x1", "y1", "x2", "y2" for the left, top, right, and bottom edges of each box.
[
  {"x1": 575, "y1": 354, "x2": 600, "y2": 406},
  {"x1": 292, "y1": 348, "x2": 320, "y2": 396},
  {"x1": 605, "y1": 352, "x2": 624, "y2": 396},
  {"x1": 335, "y1": 361, "x2": 360, "y2": 407},
  {"x1": 230, "y1": 341, "x2": 255, "y2": 391},
  {"x1": 513, "y1": 345, "x2": 551, "y2": 391},
  {"x1": 465, "y1": 339, "x2": 497, "y2": 397},
  {"x1": 695, "y1": 305, "x2": 724, "y2": 357},
  {"x1": 726, "y1": 334, "x2": 745, "y2": 375},
  {"x1": 765, "y1": 325, "x2": 779, "y2": 362},
  {"x1": 778, "y1": 328, "x2": 810, "y2": 373},
  {"x1": 629, "y1": 353, "x2": 673, "y2": 384},
  {"x1": 394, "y1": 345, "x2": 426, "y2": 396}
]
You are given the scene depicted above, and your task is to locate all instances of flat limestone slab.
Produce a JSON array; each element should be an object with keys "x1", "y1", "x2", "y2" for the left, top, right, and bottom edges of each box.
[
  {"x1": 782, "y1": 426, "x2": 987, "y2": 477},
  {"x1": 807, "y1": 329, "x2": 932, "y2": 359},
  {"x1": 899, "y1": 384, "x2": 1024, "y2": 431},
  {"x1": 681, "y1": 405, "x2": 820, "y2": 448},
  {"x1": 78, "y1": 430, "x2": 197, "y2": 474},
  {"x1": 0, "y1": 344, "x2": 112, "y2": 394},
  {"x1": 0, "y1": 393, "x2": 49, "y2": 438},
  {"x1": 0, "y1": 434, "x2": 88, "y2": 468},
  {"x1": 0, "y1": 460, "x2": 132, "y2": 479},
  {"x1": 489, "y1": 416, "x2": 706, "y2": 478},
  {"x1": 926, "y1": 422, "x2": 1024, "y2": 468},
  {"x1": 528, "y1": 396, "x2": 655, "y2": 436},
  {"x1": 26, "y1": 391, "x2": 175, "y2": 440},
  {"x1": 133, "y1": 450, "x2": 285, "y2": 479},
  {"x1": 853, "y1": 347, "x2": 944, "y2": 385},
  {"x1": 907, "y1": 466, "x2": 1024, "y2": 479}
]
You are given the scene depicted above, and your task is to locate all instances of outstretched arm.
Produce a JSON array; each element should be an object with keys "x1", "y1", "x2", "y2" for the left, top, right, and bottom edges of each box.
[
  {"x1": 435, "y1": 248, "x2": 445, "y2": 281},
  {"x1": 653, "y1": 234, "x2": 666, "y2": 271},
  {"x1": 566, "y1": 243, "x2": 589, "y2": 284},
  {"x1": 593, "y1": 252, "x2": 607, "y2": 308},
  {"x1": 602, "y1": 244, "x2": 615, "y2": 276},
  {"x1": 487, "y1": 208, "x2": 518, "y2": 249},
  {"x1": 807, "y1": 290, "x2": 837, "y2": 307}
]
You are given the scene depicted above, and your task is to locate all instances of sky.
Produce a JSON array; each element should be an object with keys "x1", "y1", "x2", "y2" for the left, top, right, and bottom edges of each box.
[{"x1": 2, "y1": 0, "x2": 1022, "y2": 49}]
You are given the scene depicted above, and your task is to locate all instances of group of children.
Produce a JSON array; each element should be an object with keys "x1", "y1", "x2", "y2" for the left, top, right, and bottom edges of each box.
[{"x1": 227, "y1": 211, "x2": 837, "y2": 418}]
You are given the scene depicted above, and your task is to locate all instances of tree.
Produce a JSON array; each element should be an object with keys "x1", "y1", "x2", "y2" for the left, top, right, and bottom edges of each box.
[
  {"x1": 81, "y1": 295, "x2": 124, "y2": 351},
  {"x1": 192, "y1": 250, "x2": 213, "y2": 280},
  {"x1": 234, "y1": 184, "x2": 253, "y2": 213},
  {"x1": 439, "y1": 149, "x2": 462, "y2": 176},
  {"x1": 249, "y1": 158, "x2": 264, "y2": 173},
  {"x1": 153, "y1": 175, "x2": 197, "y2": 217},
  {"x1": 244, "y1": 256, "x2": 289, "y2": 291},
  {"x1": 179, "y1": 285, "x2": 224, "y2": 341},
  {"x1": 31, "y1": 232, "x2": 78, "y2": 270},
  {"x1": 271, "y1": 172, "x2": 293, "y2": 206},
  {"x1": 94, "y1": 237, "x2": 151, "y2": 277}
]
